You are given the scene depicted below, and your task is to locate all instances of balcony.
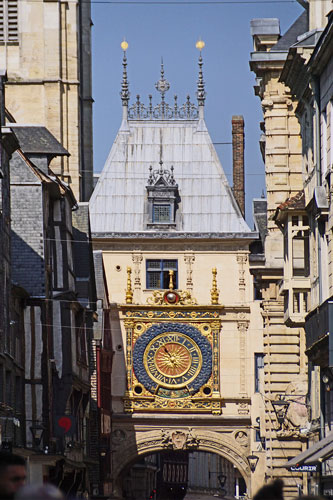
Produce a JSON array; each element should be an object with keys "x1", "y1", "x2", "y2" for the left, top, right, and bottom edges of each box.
[
  {"x1": 305, "y1": 297, "x2": 333, "y2": 366},
  {"x1": 283, "y1": 278, "x2": 311, "y2": 325}
]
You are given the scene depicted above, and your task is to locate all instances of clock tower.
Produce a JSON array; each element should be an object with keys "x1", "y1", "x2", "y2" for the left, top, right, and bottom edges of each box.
[{"x1": 90, "y1": 43, "x2": 264, "y2": 499}]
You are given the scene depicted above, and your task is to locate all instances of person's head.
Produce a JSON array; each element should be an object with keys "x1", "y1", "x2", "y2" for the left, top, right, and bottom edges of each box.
[
  {"x1": 15, "y1": 483, "x2": 64, "y2": 500},
  {"x1": 0, "y1": 452, "x2": 27, "y2": 499},
  {"x1": 253, "y1": 479, "x2": 284, "y2": 500}
]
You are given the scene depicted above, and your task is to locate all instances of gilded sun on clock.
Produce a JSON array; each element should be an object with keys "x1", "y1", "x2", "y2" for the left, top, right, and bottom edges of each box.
[
  {"x1": 155, "y1": 343, "x2": 191, "y2": 377},
  {"x1": 144, "y1": 332, "x2": 202, "y2": 389}
]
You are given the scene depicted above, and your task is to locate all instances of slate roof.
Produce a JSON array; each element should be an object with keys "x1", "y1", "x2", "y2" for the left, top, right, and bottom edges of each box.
[
  {"x1": 93, "y1": 250, "x2": 108, "y2": 303},
  {"x1": 253, "y1": 198, "x2": 267, "y2": 242},
  {"x1": 272, "y1": 11, "x2": 309, "y2": 51},
  {"x1": 89, "y1": 119, "x2": 251, "y2": 235},
  {"x1": 9, "y1": 125, "x2": 69, "y2": 156}
]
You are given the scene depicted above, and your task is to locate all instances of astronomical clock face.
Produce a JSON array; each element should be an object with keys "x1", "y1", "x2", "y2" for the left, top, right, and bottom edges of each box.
[
  {"x1": 145, "y1": 332, "x2": 202, "y2": 389},
  {"x1": 133, "y1": 323, "x2": 212, "y2": 398}
]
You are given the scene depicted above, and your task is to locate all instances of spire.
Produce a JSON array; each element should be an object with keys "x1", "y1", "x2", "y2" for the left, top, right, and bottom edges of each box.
[
  {"x1": 155, "y1": 58, "x2": 170, "y2": 98},
  {"x1": 195, "y1": 39, "x2": 206, "y2": 110},
  {"x1": 120, "y1": 40, "x2": 130, "y2": 106},
  {"x1": 155, "y1": 58, "x2": 170, "y2": 119}
]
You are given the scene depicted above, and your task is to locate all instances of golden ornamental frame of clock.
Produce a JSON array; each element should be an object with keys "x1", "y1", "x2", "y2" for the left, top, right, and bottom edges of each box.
[{"x1": 121, "y1": 302, "x2": 223, "y2": 414}]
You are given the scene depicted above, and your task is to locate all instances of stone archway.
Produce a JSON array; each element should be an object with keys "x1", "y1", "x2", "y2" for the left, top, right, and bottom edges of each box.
[{"x1": 112, "y1": 427, "x2": 252, "y2": 498}]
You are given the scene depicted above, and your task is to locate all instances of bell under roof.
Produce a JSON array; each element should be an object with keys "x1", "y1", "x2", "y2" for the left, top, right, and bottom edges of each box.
[{"x1": 89, "y1": 49, "x2": 252, "y2": 238}]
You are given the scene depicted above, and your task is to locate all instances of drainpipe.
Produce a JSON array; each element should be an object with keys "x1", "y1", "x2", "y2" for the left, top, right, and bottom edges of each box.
[{"x1": 312, "y1": 75, "x2": 322, "y2": 304}]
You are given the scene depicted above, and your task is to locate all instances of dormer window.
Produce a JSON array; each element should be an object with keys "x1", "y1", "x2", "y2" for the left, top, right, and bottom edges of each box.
[
  {"x1": 153, "y1": 204, "x2": 171, "y2": 223},
  {"x1": 146, "y1": 161, "x2": 180, "y2": 230}
]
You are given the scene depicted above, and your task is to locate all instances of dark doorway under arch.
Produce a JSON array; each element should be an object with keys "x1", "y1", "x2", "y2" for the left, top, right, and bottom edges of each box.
[{"x1": 121, "y1": 450, "x2": 247, "y2": 500}]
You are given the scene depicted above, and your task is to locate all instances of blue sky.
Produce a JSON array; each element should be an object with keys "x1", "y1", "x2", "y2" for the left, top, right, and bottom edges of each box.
[{"x1": 91, "y1": 0, "x2": 303, "y2": 225}]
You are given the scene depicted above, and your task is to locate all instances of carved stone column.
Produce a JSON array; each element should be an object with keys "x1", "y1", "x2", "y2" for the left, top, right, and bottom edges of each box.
[
  {"x1": 132, "y1": 252, "x2": 143, "y2": 301},
  {"x1": 184, "y1": 253, "x2": 195, "y2": 291},
  {"x1": 237, "y1": 254, "x2": 247, "y2": 303},
  {"x1": 237, "y1": 315, "x2": 249, "y2": 398},
  {"x1": 124, "y1": 318, "x2": 134, "y2": 399}
]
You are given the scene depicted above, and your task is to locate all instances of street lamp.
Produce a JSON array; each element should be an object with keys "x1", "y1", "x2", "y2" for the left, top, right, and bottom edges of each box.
[
  {"x1": 271, "y1": 396, "x2": 290, "y2": 429},
  {"x1": 30, "y1": 422, "x2": 45, "y2": 450},
  {"x1": 247, "y1": 454, "x2": 259, "y2": 472}
]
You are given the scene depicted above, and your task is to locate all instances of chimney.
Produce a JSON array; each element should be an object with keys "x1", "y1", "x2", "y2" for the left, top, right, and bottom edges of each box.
[{"x1": 232, "y1": 115, "x2": 245, "y2": 218}]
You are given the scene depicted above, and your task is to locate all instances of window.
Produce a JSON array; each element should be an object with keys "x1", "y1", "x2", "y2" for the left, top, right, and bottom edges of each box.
[
  {"x1": 153, "y1": 204, "x2": 171, "y2": 223},
  {"x1": 254, "y1": 353, "x2": 264, "y2": 393},
  {"x1": 76, "y1": 312, "x2": 88, "y2": 366},
  {"x1": 146, "y1": 163, "x2": 180, "y2": 229},
  {"x1": 0, "y1": 0, "x2": 18, "y2": 42},
  {"x1": 146, "y1": 259, "x2": 178, "y2": 289}
]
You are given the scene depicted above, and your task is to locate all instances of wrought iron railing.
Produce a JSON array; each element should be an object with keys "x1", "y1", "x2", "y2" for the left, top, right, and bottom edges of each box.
[{"x1": 128, "y1": 94, "x2": 199, "y2": 121}]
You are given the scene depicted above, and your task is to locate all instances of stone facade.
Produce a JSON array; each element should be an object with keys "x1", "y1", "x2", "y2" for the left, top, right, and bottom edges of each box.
[
  {"x1": 249, "y1": 14, "x2": 309, "y2": 498},
  {"x1": 277, "y1": 7, "x2": 333, "y2": 496},
  {"x1": 249, "y1": 2, "x2": 332, "y2": 496},
  {"x1": 0, "y1": 0, "x2": 93, "y2": 201}
]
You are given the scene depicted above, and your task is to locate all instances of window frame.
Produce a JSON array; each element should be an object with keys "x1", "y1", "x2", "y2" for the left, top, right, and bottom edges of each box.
[
  {"x1": 152, "y1": 203, "x2": 172, "y2": 223},
  {"x1": 146, "y1": 259, "x2": 178, "y2": 290},
  {"x1": 254, "y1": 353, "x2": 264, "y2": 393}
]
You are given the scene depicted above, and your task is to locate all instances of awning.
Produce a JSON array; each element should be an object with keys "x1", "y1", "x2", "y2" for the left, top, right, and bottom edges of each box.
[
  {"x1": 284, "y1": 432, "x2": 333, "y2": 468},
  {"x1": 304, "y1": 440, "x2": 333, "y2": 464}
]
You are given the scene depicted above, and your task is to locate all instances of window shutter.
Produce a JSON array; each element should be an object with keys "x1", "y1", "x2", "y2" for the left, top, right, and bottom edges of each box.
[{"x1": 0, "y1": 0, "x2": 18, "y2": 42}]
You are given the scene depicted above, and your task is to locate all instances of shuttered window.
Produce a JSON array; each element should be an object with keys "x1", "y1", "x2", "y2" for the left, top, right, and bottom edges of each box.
[{"x1": 0, "y1": 0, "x2": 18, "y2": 43}]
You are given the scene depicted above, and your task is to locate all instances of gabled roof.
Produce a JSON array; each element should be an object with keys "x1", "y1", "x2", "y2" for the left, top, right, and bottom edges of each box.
[
  {"x1": 89, "y1": 119, "x2": 252, "y2": 237},
  {"x1": 11, "y1": 149, "x2": 76, "y2": 204}
]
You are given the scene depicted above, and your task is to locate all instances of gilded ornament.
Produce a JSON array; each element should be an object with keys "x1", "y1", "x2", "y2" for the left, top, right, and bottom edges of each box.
[
  {"x1": 125, "y1": 267, "x2": 133, "y2": 304},
  {"x1": 146, "y1": 290, "x2": 164, "y2": 305},
  {"x1": 146, "y1": 288, "x2": 197, "y2": 306},
  {"x1": 199, "y1": 324, "x2": 211, "y2": 335},
  {"x1": 134, "y1": 323, "x2": 146, "y2": 335},
  {"x1": 211, "y1": 268, "x2": 220, "y2": 305}
]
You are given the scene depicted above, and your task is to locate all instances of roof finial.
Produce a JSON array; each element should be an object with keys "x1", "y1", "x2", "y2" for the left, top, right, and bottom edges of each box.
[
  {"x1": 196, "y1": 39, "x2": 206, "y2": 110},
  {"x1": 155, "y1": 58, "x2": 170, "y2": 119},
  {"x1": 120, "y1": 39, "x2": 130, "y2": 107},
  {"x1": 168, "y1": 270, "x2": 175, "y2": 291}
]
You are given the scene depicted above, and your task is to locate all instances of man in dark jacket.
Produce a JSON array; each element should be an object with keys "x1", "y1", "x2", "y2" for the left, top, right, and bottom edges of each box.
[{"x1": 0, "y1": 452, "x2": 26, "y2": 499}]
